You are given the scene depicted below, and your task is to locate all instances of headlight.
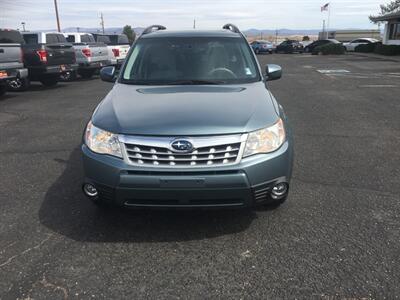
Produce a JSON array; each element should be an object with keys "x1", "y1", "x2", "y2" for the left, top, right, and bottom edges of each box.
[
  {"x1": 243, "y1": 118, "x2": 286, "y2": 157},
  {"x1": 84, "y1": 121, "x2": 123, "y2": 158}
]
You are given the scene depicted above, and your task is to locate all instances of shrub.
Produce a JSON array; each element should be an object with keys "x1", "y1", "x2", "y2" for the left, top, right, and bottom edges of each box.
[
  {"x1": 312, "y1": 43, "x2": 346, "y2": 55},
  {"x1": 355, "y1": 43, "x2": 378, "y2": 53},
  {"x1": 374, "y1": 44, "x2": 400, "y2": 56}
]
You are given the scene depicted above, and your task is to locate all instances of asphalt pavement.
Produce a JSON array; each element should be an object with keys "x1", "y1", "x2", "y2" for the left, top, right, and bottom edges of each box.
[{"x1": 0, "y1": 53, "x2": 399, "y2": 299}]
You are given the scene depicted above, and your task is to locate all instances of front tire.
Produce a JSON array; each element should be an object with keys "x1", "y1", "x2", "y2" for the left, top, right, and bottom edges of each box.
[
  {"x1": 40, "y1": 76, "x2": 59, "y2": 87},
  {"x1": 7, "y1": 77, "x2": 30, "y2": 91}
]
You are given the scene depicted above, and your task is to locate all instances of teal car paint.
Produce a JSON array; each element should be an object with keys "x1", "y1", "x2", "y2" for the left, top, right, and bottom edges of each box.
[{"x1": 82, "y1": 24, "x2": 294, "y2": 209}]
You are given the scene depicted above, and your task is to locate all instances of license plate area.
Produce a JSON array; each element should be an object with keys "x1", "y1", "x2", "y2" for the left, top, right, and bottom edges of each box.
[{"x1": 159, "y1": 178, "x2": 205, "y2": 188}]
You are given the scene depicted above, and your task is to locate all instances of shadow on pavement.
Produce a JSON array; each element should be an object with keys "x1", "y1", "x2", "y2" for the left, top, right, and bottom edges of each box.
[{"x1": 39, "y1": 147, "x2": 256, "y2": 243}]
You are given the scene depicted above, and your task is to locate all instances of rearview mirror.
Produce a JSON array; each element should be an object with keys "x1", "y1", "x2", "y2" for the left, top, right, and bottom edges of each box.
[
  {"x1": 100, "y1": 66, "x2": 117, "y2": 82},
  {"x1": 265, "y1": 64, "x2": 282, "y2": 81}
]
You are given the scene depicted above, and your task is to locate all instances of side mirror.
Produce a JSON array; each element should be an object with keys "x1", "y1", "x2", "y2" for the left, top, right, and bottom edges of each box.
[
  {"x1": 100, "y1": 66, "x2": 117, "y2": 82},
  {"x1": 265, "y1": 64, "x2": 282, "y2": 81}
]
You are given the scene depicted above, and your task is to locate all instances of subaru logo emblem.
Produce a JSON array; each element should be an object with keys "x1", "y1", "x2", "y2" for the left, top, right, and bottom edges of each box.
[{"x1": 171, "y1": 139, "x2": 194, "y2": 153}]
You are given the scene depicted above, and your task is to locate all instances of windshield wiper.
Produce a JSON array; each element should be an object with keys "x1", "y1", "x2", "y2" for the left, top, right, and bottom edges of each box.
[{"x1": 164, "y1": 80, "x2": 226, "y2": 85}]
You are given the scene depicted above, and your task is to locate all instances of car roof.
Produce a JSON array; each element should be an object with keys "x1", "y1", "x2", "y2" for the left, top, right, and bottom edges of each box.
[
  {"x1": 140, "y1": 29, "x2": 241, "y2": 39},
  {"x1": 22, "y1": 31, "x2": 62, "y2": 35},
  {"x1": 63, "y1": 32, "x2": 93, "y2": 35}
]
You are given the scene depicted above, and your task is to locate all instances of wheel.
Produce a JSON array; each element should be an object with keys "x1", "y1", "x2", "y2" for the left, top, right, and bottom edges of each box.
[
  {"x1": 40, "y1": 76, "x2": 59, "y2": 87},
  {"x1": 0, "y1": 84, "x2": 6, "y2": 96},
  {"x1": 304, "y1": 47, "x2": 310, "y2": 53},
  {"x1": 78, "y1": 69, "x2": 95, "y2": 79},
  {"x1": 60, "y1": 71, "x2": 77, "y2": 81},
  {"x1": 7, "y1": 77, "x2": 30, "y2": 91},
  {"x1": 255, "y1": 48, "x2": 260, "y2": 55}
]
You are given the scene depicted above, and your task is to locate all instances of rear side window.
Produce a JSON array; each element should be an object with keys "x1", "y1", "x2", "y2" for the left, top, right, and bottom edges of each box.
[
  {"x1": 0, "y1": 30, "x2": 24, "y2": 43},
  {"x1": 66, "y1": 35, "x2": 75, "y2": 42},
  {"x1": 46, "y1": 34, "x2": 58, "y2": 43},
  {"x1": 118, "y1": 35, "x2": 129, "y2": 44},
  {"x1": 23, "y1": 34, "x2": 38, "y2": 44},
  {"x1": 95, "y1": 35, "x2": 111, "y2": 44},
  {"x1": 81, "y1": 34, "x2": 95, "y2": 43},
  {"x1": 46, "y1": 33, "x2": 66, "y2": 43},
  {"x1": 108, "y1": 35, "x2": 118, "y2": 45}
]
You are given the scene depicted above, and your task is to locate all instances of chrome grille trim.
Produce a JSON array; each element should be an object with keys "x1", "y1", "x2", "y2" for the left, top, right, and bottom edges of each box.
[{"x1": 118, "y1": 134, "x2": 248, "y2": 168}]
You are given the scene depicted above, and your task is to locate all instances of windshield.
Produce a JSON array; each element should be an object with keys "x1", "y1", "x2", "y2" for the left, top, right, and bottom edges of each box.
[{"x1": 122, "y1": 37, "x2": 260, "y2": 85}]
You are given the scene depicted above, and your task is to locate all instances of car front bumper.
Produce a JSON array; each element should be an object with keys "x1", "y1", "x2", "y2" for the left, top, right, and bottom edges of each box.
[{"x1": 81, "y1": 139, "x2": 294, "y2": 209}]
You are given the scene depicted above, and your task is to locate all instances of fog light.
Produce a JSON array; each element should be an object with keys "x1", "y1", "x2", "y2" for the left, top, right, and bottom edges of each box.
[
  {"x1": 83, "y1": 183, "x2": 98, "y2": 197},
  {"x1": 271, "y1": 183, "x2": 288, "y2": 199}
]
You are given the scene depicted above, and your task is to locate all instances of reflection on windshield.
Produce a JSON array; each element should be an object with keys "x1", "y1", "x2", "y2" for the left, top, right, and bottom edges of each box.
[{"x1": 122, "y1": 37, "x2": 260, "y2": 85}]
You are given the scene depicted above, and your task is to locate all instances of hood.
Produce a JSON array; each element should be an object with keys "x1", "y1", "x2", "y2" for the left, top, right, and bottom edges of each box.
[{"x1": 92, "y1": 82, "x2": 279, "y2": 136}]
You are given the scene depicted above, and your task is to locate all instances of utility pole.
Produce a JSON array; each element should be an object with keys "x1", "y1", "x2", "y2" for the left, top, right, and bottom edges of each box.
[
  {"x1": 21, "y1": 22, "x2": 26, "y2": 32},
  {"x1": 275, "y1": 29, "x2": 278, "y2": 44},
  {"x1": 54, "y1": 0, "x2": 61, "y2": 32},
  {"x1": 193, "y1": 19, "x2": 196, "y2": 29},
  {"x1": 100, "y1": 13, "x2": 105, "y2": 34}
]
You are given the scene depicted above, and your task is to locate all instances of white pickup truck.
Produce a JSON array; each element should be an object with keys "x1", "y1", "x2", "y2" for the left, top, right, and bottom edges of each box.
[
  {"x1": 64, "y1": 32, "x2": 109, "y2": 78},
  {"x1": 92, "y1": 33, "x2": 130, "y2": 67},
  {"x1": 0, "y1": 29, "x2": 28, "y2": 96}
]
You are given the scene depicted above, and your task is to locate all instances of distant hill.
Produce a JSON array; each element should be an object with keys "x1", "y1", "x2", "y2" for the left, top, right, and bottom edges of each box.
[
  {"x1": 243, "y1": 28, "x2": 321, "y2": 37},
  {"x1": 45, "y1": 27, "x2": 343, "y2": 37}
]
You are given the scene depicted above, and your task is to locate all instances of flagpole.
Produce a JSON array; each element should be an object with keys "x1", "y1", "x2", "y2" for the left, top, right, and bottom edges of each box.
[{"x1": 327, "y1": 4, "x2": 331, "y2": 38}]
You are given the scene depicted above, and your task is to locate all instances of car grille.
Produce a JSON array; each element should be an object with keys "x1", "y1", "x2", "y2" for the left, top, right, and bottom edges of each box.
[{"x1": 119, "y1": 135, "x2": 246, "y2": 168}]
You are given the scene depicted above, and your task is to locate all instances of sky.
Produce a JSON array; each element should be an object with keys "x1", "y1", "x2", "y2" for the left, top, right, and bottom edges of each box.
[{"x1": 0, "y1": 0, "x2": 389, "y2": 31}]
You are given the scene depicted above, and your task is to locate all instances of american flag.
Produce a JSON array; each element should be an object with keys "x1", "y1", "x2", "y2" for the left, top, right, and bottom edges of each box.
[{"x1": 321, "y1": 3, "x2": 329, "y2": 12}]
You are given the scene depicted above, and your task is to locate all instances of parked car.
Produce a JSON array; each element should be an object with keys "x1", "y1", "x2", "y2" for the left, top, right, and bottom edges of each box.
[
  {"x1": 304, "y1": 39, "x2": 341, "y2": 53},
  {"x1": 13, "y1": 31, "x2": 77, "y2": 89},
  {"x1": 276, "y1": 40, "x2": 303, "y2": 54},
  {"x1": 343, "y1": 38, "x2": 380, "y2": 52},
  {"x1": 0, "y1": 29, "x2": 28, "y2": 95},
  {"x1": 250, "y1": 40, "x2": 275, "y2": 54},
  {"x1": 92, "y1": 33, "x2": 130, "y2": 66},
  {"x1": 82, "y1": 24, "x2": 293, "y2": 210},
  {"x1": 64, "y1": 32, "x2": 109, "y2": 79}
]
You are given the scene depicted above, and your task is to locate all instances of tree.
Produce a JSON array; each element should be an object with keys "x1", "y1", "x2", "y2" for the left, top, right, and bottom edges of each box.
[
  {"x1": 302, "y1": 36, "x2": 310, "y2": 41},
  {"x1": 370, "y1": 0, "x2": 400, "y2": 22},
  {"x1": 123, "y1": 25, "x2": 136, "y2": 44}
]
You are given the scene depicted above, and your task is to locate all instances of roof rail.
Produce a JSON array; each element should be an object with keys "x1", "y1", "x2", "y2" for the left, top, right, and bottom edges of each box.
[
  {"x1": 141, "y1": 25, "x2": 166, "y2": 36},
  {"x1": 222, "y1": 24, "x2": 241, "y2": 34}
]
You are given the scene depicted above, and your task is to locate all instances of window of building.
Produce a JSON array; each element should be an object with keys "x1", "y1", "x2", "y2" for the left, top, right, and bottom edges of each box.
[{"x1": 389, "y1": 23, "x2": 400, "y2": 40}]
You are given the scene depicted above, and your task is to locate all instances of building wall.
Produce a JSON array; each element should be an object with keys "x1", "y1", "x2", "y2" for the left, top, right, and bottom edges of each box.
[
  {"x1": 383, "y1": 21, "x2": 400, "y2": 45},
  {"x1": 319, "y1": 30, "x2": 381, "y2": 42}
]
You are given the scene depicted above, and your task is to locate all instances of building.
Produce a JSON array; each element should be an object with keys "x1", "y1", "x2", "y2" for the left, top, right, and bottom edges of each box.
[
  {"x1": 370, "y1": 12, "x2": 400, "y2": 45},
  {"x1": 318, "y1": 30, "x2": 381, "y2": 42}
]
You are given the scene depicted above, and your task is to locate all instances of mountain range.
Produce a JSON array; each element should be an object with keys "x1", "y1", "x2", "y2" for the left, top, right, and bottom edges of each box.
[{"x1": 60, "y1": 27, "x2": 322, "y2": 36}]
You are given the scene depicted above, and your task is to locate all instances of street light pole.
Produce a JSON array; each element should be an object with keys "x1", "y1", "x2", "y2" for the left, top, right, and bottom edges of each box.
[
  {"x1": 100, "y1": 13, "x2": 105, "y2": 34},
  {"x1": 21, "y1": 22, "x2": 26, "y2": 32},
  {"x1": 54, "y1": 0, "x2": 61, "y2": 32}
]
